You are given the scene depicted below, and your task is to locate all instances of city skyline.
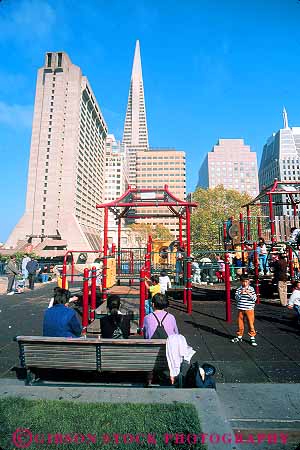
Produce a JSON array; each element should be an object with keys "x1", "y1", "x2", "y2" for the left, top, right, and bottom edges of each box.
[{"x1": 1, "y1": 0, "x2": 300, "y2": 242}]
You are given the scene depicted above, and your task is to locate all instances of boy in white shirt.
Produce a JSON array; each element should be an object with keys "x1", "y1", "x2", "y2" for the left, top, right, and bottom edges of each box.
[
  {"x1": 287, "y1": 280, "x2": 300, "y2": 325},
  {"x1": 159, "y1": 270, "x2": 172, "y2": 295}
]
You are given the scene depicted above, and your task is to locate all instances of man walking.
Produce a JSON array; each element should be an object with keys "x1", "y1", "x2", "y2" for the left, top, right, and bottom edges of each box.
[
  {"x1": 273, "y1": 253, "x2": 288, "y2": 306},
  {"x1": 26, "y1": 258, "x2": 39, "y2": 290},
  {"x1": 6, "y1": 255, "x2": 19, "y2": 295}
]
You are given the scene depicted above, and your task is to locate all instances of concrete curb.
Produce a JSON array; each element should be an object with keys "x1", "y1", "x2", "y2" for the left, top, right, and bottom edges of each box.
[{"x1": 0, "y1": 379, "x2": 238, "y2": 450}]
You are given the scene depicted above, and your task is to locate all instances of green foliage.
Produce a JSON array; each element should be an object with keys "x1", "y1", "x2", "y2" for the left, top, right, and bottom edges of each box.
[
  {"x1": 128, "y1": 223, "x2": 173, "y2": 245},
  {"x1": 191, "y1": 185, "x2": 258, "y2": 251},
  {"x1": 0, "y1": 251, "x2": 38, "y2": 263}
]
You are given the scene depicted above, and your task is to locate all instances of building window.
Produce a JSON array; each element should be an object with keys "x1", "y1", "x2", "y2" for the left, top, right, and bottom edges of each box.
[
  {"x1": 57, "y1": 53, "x2": 62, "y2": 67},
  {"x1": 47, "y1": 53, "x2": 52, "y2": 67}
]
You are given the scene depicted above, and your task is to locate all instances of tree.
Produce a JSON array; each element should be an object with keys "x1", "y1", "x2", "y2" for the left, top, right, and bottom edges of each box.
[
  {"x1": 153, "y1": 224, "x2": 173, "y2": 241},
  {"x1": 127, "y1": 223, "x2": 174, "y2": 246},
  {"x1": 191, "y1": 185, "x2": 259, "y2": 251}
]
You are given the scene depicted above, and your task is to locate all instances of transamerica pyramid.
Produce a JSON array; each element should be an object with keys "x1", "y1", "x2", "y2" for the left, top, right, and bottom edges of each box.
[{"x1": 123, "y1": 40, "x2": 149, "y2": 186}]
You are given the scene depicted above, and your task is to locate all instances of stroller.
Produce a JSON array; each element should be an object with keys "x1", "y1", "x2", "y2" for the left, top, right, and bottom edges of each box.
[{"x1": 15, "y1": 276, "x2": 25, "y2": 294}]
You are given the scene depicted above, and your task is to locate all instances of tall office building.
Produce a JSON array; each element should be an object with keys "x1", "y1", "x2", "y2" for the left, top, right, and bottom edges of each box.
[
  {"x1": 5, "y1": 52, "x2": 107, "y2": 254},
  {"x1": 259, "y1": 109, "x2": 300, "y2": 215},
  {"x1": 122, "y1": 41, "x2": 186, "y2": 236},
  {"x1": 136, "y1": 148, "x2": 186, "y2": 234},
  {"x1": 122, "y1": 40, "x2": 149, "y2": 187},
  {"x1": 197, "y1": 139, "x2": 259, "y2": 198},
  {"x1": 104, "y1": 134, "x2": 129, "y2": 244}
]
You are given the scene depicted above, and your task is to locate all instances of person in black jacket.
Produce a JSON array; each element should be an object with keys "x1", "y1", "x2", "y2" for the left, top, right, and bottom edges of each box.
[
  {"x1": 26, "y1": 259, "x2": 39, "y2": 290},
  {"x1": 100, "y1": 295, "x2": 131, "y2": 339}
]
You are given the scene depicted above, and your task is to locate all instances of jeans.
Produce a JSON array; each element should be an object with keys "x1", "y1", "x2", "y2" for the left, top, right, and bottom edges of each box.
[
  {"x1": 41, "y1": 274, "x2": 49, "y2": 282},
  {"x1": 259, "y1": 255, "x2": 269, "y2": 273},
  {"x1": 293, "y1": 305, "x2": 300, "y2": 322},
  {"x1": 145, "y1": 299, "x2": 153, "y2": 315},
  {"x1": 236, "y1": 309, "x2": 256, "y2": 337}
]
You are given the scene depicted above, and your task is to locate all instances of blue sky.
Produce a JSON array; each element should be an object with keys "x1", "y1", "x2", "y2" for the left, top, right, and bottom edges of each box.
[{"x1": 1, "y1": 0, "x2": 300, "y2": 242}]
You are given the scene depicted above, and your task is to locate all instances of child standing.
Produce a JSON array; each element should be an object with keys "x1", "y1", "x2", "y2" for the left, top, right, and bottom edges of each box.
[
  {"x1": 159, "y1": 270, "x2": 172, "y2": 295},
  {"x1": 145, "y1": 275, "x2": 161, "y2": 315},
  {"x1": 231, "y1": 275, "x2": 257, "y2": 346}
]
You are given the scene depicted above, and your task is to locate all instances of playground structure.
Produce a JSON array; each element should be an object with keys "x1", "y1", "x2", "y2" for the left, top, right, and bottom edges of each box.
[
  {"x1": 59, "y1": 179, "x2": 300, "y2": 330},
  {"x1": 59, "y1": 185, "x2": 197, "y2": 334}
]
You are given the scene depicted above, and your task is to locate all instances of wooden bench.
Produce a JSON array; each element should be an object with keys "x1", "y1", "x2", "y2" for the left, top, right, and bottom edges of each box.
[{"x1": 15, "y1": 336, "x2": 168, "y2": 385}]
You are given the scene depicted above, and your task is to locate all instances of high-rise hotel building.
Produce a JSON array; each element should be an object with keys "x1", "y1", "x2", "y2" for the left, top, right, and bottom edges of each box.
[
  {"x1": 197, "y1": 139, "x2": 259, "y2": 198},
  {"x1": 104, "y1": 134, "x2": 129, "y2": 244},
  {"x1": 259, "y1": 109, "x2": 300, "y2": 215},
  {"x1": 5, "y1": 52, "x2": 107, "y2": 252},
  {"x1": 122, "y1": 41, "x2": 186, "y2": 236}
]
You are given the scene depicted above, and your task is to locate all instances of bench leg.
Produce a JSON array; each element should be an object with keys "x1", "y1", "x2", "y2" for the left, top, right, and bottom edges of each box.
[
  {"x1": 146, "y1": 371, "x2": 153, "y2": 387},
  {"x1": 25, "y1": 369, "x2": 36, "y2": 386}
]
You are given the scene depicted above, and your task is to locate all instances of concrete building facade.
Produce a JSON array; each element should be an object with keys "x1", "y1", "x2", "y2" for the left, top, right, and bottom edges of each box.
[
  {"x1": 5, "y1": 52, "x2": 107, "y2": 254},
  {"x1": 197, "y1": 139, "x2": 259, "y2": 198},
  {"x1": 136, "y1": 148, "x2": 186, "y2": 235},
  {"x1": 259, "y1": 109, "x2": 300, "y2": 215},
  {"x1": 104, "y1": 134, "x2": 129, "y2": 245}
]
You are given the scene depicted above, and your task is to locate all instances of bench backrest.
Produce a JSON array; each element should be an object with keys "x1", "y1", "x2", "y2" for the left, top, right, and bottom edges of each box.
[{"x1": 15, "y1": 336, "x2": 168, "y2": 372}]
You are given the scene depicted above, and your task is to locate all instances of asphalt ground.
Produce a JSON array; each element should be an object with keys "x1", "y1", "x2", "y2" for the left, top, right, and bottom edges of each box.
[{"x1": 0, "y1": 281, "x2": 299, "y2": 383}]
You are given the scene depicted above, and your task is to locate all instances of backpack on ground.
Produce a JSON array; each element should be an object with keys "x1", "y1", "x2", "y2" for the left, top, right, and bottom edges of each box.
[
  {"x1": 112, "y1": 316, "x2": 124, "y2": 339},
  {"x1": 184, "y1": 361, "x2": 216, "y2": 389},
  {"x1": 151, "y1": 312, "x2": 168, "y2": 339}
]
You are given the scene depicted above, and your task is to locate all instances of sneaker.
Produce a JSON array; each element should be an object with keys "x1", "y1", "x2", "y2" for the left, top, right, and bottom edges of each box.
[
  {"x1": 231, "y1": 337, "x2": 242, "y2": 343},
  {"x1": 250, "y1": 337, "x2": 257, "y2": 346},
  {"x1": 7, "y1": 292, "x2": 14, "y2": 296},
  {"x1": 259, "y1": 271, "x2": 264, "y2": 276}
]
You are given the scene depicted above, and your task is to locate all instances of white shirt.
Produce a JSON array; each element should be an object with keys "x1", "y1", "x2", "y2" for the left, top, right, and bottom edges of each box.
[
  {"x1": 159, "y1": 275, "x2": 171, "y2": 293},
  {"x1": 288, "y1": 289, "x2": 300, "y2": 307}
]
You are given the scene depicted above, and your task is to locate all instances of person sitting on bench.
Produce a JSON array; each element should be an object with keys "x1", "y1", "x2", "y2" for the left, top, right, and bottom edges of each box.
[
  {"x1": 100, "y1": 295, "x2": 131, "y2": 339},
  {"x1": 143, "y1": 294, "x2": 179, "y2": 339},
  {"x1": 43, "y1": 288, "x2": 82, "y2": 338}
]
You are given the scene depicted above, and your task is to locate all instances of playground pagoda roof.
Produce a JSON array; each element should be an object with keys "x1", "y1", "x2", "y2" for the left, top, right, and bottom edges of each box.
[
  {"x1": 243, "y1": 179, "x2": 300, "y2": 207},
  {"x1": 96, "y1": 185, "x2": 197, "y2": 219}
]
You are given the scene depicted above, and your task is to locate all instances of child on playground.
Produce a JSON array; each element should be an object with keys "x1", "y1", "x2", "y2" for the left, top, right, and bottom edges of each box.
[
  {"x1": 159, "y1": 270, "x2": 172, "y2": 295},
  {"x1": 145, "y1": 275, "x2": 161, "y2": 315},
  {"x1": 231, "y1": 274, "x2": 258, "y2": 346},
  {"x1": 287, "y1": 280, "x2": 300, "y2": 326}
]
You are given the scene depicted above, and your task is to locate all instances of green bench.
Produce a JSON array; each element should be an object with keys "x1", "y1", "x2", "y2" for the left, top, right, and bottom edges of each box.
[{"x1": 15, "y1": 336, "x2": 168, "y2": 385}]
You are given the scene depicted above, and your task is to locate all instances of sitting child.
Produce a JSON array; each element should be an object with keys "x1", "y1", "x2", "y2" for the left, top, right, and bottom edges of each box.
[{"x1": 287, "y1": 280, "x2": 300, "y2": 325}]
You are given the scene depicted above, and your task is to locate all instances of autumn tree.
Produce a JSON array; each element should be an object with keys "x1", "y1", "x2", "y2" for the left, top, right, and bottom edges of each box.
[
  {"x1": 191, "y1": 185, "x2": 258, "y2": 251},
  {"x1": 127, "y1": 223, "x2": 173, "y2": 246}
]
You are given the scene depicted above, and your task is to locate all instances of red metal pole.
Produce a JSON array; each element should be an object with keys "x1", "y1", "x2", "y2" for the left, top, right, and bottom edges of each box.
[
  {"x1": 223, "y1": 221, "x2": 227, "y2": 250},
  {"x1": 62, "y1": 262, "x2": 67, "y2": 289},
  {"x1": 139, "y1": 267, "x2": 145, "y2": 335},
  {"x1": 179, "y1": 216, "x2": 183, "y2": 247},
  {"x1": 102, "y1": 207, "x2": 109, "y2": 302},
  {"x1": 224, "y1": 252, "x2": 231, "y2": 323},
  {"x1": 90, "y1": 266, "x2": 96, "y2": 321},
  {"x1": 257, "y1": 216, "x2": 262, "y2": 240},
  {"x1": 117, "y1": 219, "x2": 121, "y2": 285},
  {"x1": 253, "y1": 242, "x2": 260, "y2": 304},
  {"x1": 82, "y1": 268, "x2": 89, "y2": 334},
  {"x1": 186, "y1": 206, "x2": 192, "y2": 314},
  {"x1": 71, "y1": 252, "x2": 74, "y2": 284},
  {"x1": 239, "y1": 212, "x2": 245, "y2": 267},
  {"x1": 288, "y1": 246, "x2": 294, "y2": 280},
  {"x1": 246, "y1": 206, "x2": 251, "y2": 241},
  {"x1": 268, "y1": 193, "x2": 276, "y2": 243}
]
